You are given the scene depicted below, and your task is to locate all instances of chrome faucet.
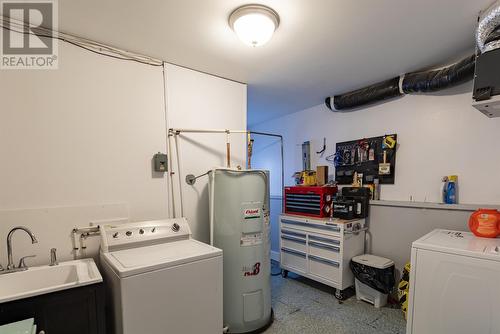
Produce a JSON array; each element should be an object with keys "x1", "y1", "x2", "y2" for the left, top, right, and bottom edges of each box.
[{"x1": 6, "y1": 226, "x2": 38, "y2": 270}]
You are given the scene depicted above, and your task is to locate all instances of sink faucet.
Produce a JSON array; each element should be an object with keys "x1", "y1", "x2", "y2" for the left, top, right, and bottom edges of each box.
[{"x1": 6, "y1": 226, "x2": 38, "y2": 270}]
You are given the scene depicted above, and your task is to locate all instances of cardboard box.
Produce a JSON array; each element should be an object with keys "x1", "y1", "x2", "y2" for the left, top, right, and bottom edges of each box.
[{"x1": 316, "y1": 165, "x2": 328, "y2": 186}]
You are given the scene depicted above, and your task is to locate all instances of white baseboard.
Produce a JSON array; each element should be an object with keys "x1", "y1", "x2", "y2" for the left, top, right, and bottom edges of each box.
[{"x1": 271, "y1": 250, "x2": 280, "y2": 262}]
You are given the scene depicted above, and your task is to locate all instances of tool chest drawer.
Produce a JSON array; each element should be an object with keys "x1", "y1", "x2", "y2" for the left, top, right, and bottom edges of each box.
[
  {"x1": 281, "y1": 217, "x2": 341, "y2": 236},
  {"x1": 309, "y1": 233, "x2": 341, "y2": 247},
  {"x1": 281, "y1": 247, "x2": 307, "y2": 274},
  {"x1": 308, "y1": 255, "x2": 340, "y2": 283},
  {"x1": 280, "y1": 230, "x2": 307, "y2": 252},
  {"x1": 308, "y1": 240, "x2": 341, "y2": 262},
  {"x1": 279, "y1": 214, "x2": 366, "y2": 292}
]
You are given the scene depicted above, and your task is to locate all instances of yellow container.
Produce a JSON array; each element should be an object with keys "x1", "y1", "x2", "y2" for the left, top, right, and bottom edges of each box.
[{"x1": 301, "y1": 171, "x2": 317, "y2": 186}]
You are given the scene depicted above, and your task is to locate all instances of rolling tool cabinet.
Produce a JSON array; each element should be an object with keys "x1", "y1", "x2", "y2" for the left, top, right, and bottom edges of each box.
[{"x1": 279, "y1": 214, "x2": 366, "y2": 299}]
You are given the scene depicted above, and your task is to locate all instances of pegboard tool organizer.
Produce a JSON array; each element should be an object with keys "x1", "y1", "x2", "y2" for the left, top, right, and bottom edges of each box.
[{"x1": 334, "y1": 134, "x2": 397, "y2": 185}]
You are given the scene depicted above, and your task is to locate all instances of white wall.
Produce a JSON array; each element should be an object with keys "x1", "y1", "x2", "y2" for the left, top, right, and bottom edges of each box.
[
  {"x1": 0, "y1": 42, "x2": 167, "y2": 266},
  {"x1": 0, "y1": 41, "x2": 246, "y2": 266},
  {"x1": 0, "y1": 42, "x2": 167, "y2": 217},
  {"x1": 251, "y1": 83, "x2": 500, "y2": 205},
  {"x1": 165, "y1": 64, "x2": 247, "y2": 242}
]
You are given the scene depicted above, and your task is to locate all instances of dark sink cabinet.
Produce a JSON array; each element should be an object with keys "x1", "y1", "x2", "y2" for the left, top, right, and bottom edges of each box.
[{"x1": 0, "y1": 283, "x2": 105, "y2": 334}]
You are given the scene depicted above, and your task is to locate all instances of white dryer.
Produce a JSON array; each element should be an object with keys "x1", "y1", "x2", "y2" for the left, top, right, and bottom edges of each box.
[
  {"x1": 100, "y1": 218, "x2": 223, "y2": 334},
  {"x1": 407, "y1": 229, "x2": 500, "y2": 334}
]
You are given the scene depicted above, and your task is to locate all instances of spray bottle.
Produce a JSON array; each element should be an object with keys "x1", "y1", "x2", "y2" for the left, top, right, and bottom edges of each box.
[{"x1": 440, "y1": 176, "x2": 448, "y2": 204}]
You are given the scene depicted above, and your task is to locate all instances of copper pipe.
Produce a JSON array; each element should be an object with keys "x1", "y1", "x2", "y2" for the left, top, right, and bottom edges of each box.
[
  {"x1": 247, "y1": 132, "x2": 254, "y2": 169},
  {"x1": 226, "y1": 131, "x2": 231, "y2": 168}
]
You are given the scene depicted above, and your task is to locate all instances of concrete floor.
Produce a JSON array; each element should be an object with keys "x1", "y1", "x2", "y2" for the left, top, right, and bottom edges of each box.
[{"x1": 264, "y1": 263, "x2": 406, "y2": 334}]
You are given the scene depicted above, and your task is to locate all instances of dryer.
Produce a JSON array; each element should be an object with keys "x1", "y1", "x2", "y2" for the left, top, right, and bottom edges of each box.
[{"x1": 100, "y1": 218, "x2": 223, "y2": 334}]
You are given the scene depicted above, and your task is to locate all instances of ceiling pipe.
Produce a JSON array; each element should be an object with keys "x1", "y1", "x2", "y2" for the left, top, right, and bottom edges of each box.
[
  {"x1": 477, "y1": 0, "x2": 500, "y2": 53},
  {"x1": 326, "y1": 1, "x2": 500, "y2": 112}
]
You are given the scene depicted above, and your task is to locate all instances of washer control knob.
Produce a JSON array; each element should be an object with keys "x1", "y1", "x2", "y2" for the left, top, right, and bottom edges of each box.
[
  {"x1": 112, "y1": 232, "x2": 119, "y2": 238},
  {"x1": 139, "y1": 229, "x2": 145, "y2": 235},
  {"x1": 126, "y1": 231, "x2": 132, "y2": 237},
  {"x1": 172, "y1": 223, "x2": 180, "y2": 232}
]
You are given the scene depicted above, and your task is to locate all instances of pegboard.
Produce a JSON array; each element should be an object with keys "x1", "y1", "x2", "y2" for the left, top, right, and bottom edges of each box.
[{"x1": 334, "y1": 134, "x2": 397, "y2": 185}]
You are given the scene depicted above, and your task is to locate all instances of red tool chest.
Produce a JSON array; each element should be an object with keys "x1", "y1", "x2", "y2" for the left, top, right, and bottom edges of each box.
[{"x1": 284, "y1": 186, "x2": 338, "y2": 218}]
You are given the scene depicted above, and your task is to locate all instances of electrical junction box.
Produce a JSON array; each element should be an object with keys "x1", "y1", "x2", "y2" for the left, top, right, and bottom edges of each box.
[{"x1": 153, "y1": 152, "x2": 168, "y2": 172}]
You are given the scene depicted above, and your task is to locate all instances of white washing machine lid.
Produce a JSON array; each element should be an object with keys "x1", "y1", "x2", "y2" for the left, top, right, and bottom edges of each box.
[
  {"x1": 102, "y1": 239, "x2": 222, "y2": 278},
  {"x1": 412, "y1": 229, "x2": 500, "y2": 261}
]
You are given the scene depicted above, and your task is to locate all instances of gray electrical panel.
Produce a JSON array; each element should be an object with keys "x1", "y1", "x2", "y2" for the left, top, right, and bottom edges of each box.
[
  {"x1": 153, "y1": 153, "x2": 168, "y2": 172},
  {"x1": 302, "y1": 141, "x2": 311, "y2": 170}
]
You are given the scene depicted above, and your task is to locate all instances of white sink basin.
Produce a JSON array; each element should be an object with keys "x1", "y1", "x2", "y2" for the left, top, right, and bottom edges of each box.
[{"x1": 0, "y1": 258, "x2": 102, "y2": 303}]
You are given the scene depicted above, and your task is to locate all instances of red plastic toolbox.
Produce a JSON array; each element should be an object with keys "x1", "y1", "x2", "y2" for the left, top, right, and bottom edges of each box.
[{"x1": 284, "y1": 186, "x2": 338, "y2": 218}]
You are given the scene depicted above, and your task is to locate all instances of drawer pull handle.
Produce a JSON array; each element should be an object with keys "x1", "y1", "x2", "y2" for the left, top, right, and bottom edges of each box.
[
  {"x1": 313, "y1": 225, "x2": 341, "y2": 232},
  {"x1": 285, "y1": 204, "x2": 321, "y2": 210},
  {"x1": 281, "y1": 219, "x2": 308, "y2": 226},
  {"x1": 309, "y1": 235, "x2": 340, "y2": 245},
  {"x1": 281, "y1": 247, "x2": 307, "y2": 258},
  {"x1": 281, "y1": 235, "x2": 306, "y2": 244},
  {"x1": 309, "y1": 241, "x2": 340, "y2": 252},
  {"x1": 286, "y1": 199, "x2": 321, "y2": 204},
  {"x1": 281, "y1": 229, "x2": 307, "y2": 239},
  {"x1": 286, "y1": 194, "x2": 321, "y2": 198},
  {"x1": 309, "y1": 255, "x2": 340, "y2": 267},
  {"x1": 282, "y1": 219, "x2": 340, "y2": 232}
]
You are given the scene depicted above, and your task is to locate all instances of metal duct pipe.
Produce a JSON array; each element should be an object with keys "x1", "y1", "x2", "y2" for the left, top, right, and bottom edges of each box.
[
  {"x1": 325, "y1": 55, "x2": 475, "y2": 111},
  {"x1": 477, "y1": 0, "x2": 500, "y2": 53}
]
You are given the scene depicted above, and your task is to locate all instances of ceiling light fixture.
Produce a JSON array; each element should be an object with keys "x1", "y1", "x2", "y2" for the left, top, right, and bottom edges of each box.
[{"x1": 229, "y1": 4, "x2": 280, "y2": 47}]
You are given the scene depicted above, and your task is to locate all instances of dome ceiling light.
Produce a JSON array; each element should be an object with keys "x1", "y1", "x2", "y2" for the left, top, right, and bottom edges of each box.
[{"x1": 228, "y1": 4, "x2": 280, "y2": 47}]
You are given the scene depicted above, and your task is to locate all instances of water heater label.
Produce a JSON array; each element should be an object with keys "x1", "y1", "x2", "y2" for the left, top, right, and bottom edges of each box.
[
  {"x1": 240, "y1": 232, "x2": 263, "y2": 246},
  {"x1": 243, "y1": 262, "x2": 261, "y2": 277},
  {"x1": 243, "y1": 208, "x2": 261, "y2": 219}
]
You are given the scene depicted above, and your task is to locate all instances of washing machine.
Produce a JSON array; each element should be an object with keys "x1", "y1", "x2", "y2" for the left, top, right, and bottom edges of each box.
[
  {"x1": 99, "y1": 218, "x2": 223, "y2": 334},
  {"x1": 407, "y1": 229, "x2": 500, "y2": 334}
]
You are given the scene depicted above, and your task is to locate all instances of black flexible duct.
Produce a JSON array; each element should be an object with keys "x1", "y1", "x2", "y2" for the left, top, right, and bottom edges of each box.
[
  {"x1": 327, "y1": 77, "x2": 402, "y2": 111},
  {"x1": 325, "y1": 55, "x2": 476, "y2": 111},
  {"x1": 402, "y1": 55, "x2": 475, "y2": 93}
]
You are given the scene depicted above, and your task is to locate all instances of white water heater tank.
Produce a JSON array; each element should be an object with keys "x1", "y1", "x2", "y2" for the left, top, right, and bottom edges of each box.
[{"x1": 209, "y1": 168, "x2": 272, "y2": 333}]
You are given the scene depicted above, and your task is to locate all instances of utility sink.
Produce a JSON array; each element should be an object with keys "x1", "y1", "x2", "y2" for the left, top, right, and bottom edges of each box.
[{"x1": 0, "y1": 258, "x2": 102, "y2": 303}]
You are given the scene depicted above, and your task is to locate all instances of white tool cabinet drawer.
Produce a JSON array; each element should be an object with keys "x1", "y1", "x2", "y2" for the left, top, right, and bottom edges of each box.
[
  {"x1": 308, "y1": 239, "x2": 341, "y2": 262},
  {"x1": 308, "y1": 255, "x2": 340, "y2": 283},
  {"x1": 280, "y1": 218, "x2": 341, "y2": 236},
  {"x1": 281, "y1": 247, "x2": 307, "y2": 274},
  {"x1": 280, "y1": 229, "x2": 307, "y2": 252},
  {"x1": 279, "y1": 214, "x2": 366, "y2": 295}
]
